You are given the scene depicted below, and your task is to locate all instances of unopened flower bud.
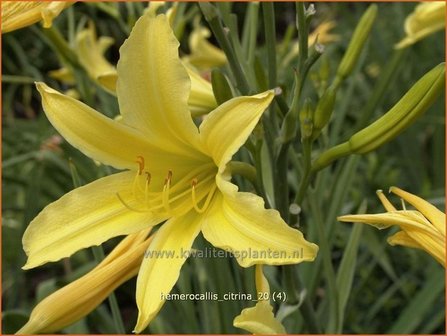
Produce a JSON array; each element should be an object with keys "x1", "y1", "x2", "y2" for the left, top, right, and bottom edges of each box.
[
  {"x1": 299, "y1": 98, "x2": 314, "y2": 141},
  {"x1": 336, "y1": 4, "x2": 378, "y2": 81},
  {"x1": 312, "y1": 63, "x2": 445, "y2": 172}
]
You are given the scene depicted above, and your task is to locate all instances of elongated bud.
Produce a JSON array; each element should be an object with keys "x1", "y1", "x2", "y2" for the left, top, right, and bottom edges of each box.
[
  {"x1": 336, "y1": 4, "x2": 378, "y2": 82},
  {"x1": 279, "y1": 105, "x2": 299, "y2": 144},
  {"x1": 349, "y1": 63, "x2": 445, "y2": 153},
  {"x1": 312, "y1": 63, "x2": 445, "y2": 172},
  {"x1": 311, "y1": 86, "x2": 336, "y2": 139},
  {"x1": 299, "y1": 98, "x2": 314, "y2": 141}
]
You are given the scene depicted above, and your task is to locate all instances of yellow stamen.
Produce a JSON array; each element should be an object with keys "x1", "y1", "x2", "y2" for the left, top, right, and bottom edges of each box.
[
  {"x1": 162, "y1": 170, "x2": 173, "y2": 213},
  {"x1": 144, "y1": 172, "x2": 151, "y2": 204},
  {"x1": 119, "y1": 165, "x2": 217, "y2": 215},
  {"x1": 191, "y1": 179, "x2": 217, "y2": 214},
  {"x1": 116, "y1": 192, "x2": 150, "y2": 213}
]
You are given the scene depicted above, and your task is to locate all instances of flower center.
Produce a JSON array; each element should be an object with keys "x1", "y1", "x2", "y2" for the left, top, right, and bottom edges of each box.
[{"x1": 116, "y1": 156, "x2": 217, "y2": 216}]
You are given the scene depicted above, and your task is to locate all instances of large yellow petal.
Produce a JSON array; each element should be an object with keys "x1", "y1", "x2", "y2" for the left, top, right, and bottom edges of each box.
[
  {"x1": 199, "y1": 90, "x2": 276, "y2": 168},
  {"x1": 201, "y1": 174, "x2": 318, "y2": 268},
  {"x1": 23, "y1": 171, "x2": 166, "y2": 269},
  {"x1": 116, "y1": 13, "x2": 203, "y2": 154},
  {"x1": 134, "y1": 210, "x2": 202, "y2": 333},
  {"x1": 36, "y1": 82, "x2": 204, "y2": 171}
]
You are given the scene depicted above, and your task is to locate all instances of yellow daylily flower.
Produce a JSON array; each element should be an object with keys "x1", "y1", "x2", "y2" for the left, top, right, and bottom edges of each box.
[
  {"x1": 1, "y1": 1, "x2": 71, "y2": 34},
  {"x1": 395, "y1": 2, "x2": 446, "y2": 49},
  {"x1": 17, "y1": 229, "x2": 152, "y2": 334},
  {"x1": 76, "y1": 23, "x2": 116, "y2": 92},
  {"x1": 25, "y1": 12, "x2": 318, "y2": 333},
  {"x1": 234, "y1": 265, "x2": 286, "y2": 334},
  {"x1": 49, "y1": 22, "x2": 116, "y2": 93},
  {"x1": 48, "y1": 67, "x2": 75, "y2": 86},
  {"x1": 184, "y1": 22, "x2": 228, "y2": 70},
  {"x1": 308, "y1": 21, "x2": 340, "y2": 46},
  {"x1": 338, "y1": 186, "x2": 446, "y2": 266}
]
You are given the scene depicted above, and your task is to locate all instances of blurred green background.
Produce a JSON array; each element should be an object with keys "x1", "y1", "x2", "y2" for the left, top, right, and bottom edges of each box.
[{"x1": 2, "y1": 2, "x2": 445, "y2": 334}]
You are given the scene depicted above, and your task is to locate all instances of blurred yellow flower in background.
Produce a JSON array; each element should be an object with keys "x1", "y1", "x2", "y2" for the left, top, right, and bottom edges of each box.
[
  {"x1": 395, "y1": 2, "x2": 446, "y2": 49},
  {"x1": 338, "y1": 187, "x2": 445, "y2": 267},
  {"x1": 184, "y1": 21, "x2": 228, "y2": 70},
  {"x1": 49, "y1": 22, "x2": 116, "y2": 93},
  {"x1": 281, "y1": 20, "x2": 340, "y2": 69},
  {"x1": 17, "y1": 229, "x2": 152, "y2": 334},
  {"x1": 1, "y1": 1, "x2": 71, "y2": 34}
]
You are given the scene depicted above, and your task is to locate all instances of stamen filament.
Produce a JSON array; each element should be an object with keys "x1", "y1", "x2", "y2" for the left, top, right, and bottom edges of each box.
[
  {"x1": 132, "y1": 170, "x2": 146, "y2": 197},
  {"x1": 192, "y1": 182, "x2": 217, "y2": 213},
  {"x1": 120, "y1": 163, "x2": 217, "y2": 216},
  {"x1": 116, "y1": 192, "x2": 150, "y2": 213}
]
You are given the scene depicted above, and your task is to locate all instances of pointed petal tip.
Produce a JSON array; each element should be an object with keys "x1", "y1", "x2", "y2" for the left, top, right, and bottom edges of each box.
[
  {"x1": 35, "y1": 81, "x2": 56, "y2": 95},
  {"x1": 389, "y1": 186, "x2": 398, "y2": 193},
  {"x1": 337, "y1": 215, "x2": 350, "y2": 222}
]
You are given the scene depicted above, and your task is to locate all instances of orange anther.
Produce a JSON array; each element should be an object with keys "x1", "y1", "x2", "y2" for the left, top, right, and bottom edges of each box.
[
  {"x1": 165, "y1": 170, "x2": 173, "y2": 185},
  {"x1": 136, "y1": 156, "x2": 145, "y2": 175},
  {"x1": 192, "y1": 178, "x2": 198, "y2": 187},
  {"x1": 145, "y1": 172, "x2": 152, "y2": 184}
]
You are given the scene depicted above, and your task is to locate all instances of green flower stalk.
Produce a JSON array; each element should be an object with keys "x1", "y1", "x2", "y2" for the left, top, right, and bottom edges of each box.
[
  {"x1": 312, "y1": 62, "x2": 445, "y2": 172},
  {"x1": 310, "y1": 4, "x2": 377, "y2": 142}
]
